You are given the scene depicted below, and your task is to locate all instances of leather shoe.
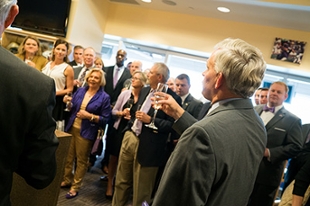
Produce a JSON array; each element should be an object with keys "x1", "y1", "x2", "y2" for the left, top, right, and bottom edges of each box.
[
  {"x1": 105, "y1": 194, "x2": 113, "y2": 200},
  {"x1": 100, "y1": 175, "x2": 108, "y2": 181}
]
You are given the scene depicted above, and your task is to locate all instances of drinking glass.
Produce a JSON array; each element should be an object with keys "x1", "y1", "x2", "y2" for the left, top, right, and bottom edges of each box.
[
  {"x1": 64, "y1": 92, "x2": 73, "y2": 112},
  {"x1": 124, "y1": 98, "x2": 134, "y2": 119},
  {"x1": 145, "y1": 83, "x2": 168, "y2": 130}
]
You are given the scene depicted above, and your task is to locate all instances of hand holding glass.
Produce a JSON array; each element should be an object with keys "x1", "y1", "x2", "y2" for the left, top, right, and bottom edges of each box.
[
  {"x1": 124, "y1": 98, "x2": 134, "y2": 120},
  {"x1": 145, "y1": 83, "x2": 168, "y2": 130},
  {"x1": 64, "y1": 92, "x2": 73, "y2": 112}
]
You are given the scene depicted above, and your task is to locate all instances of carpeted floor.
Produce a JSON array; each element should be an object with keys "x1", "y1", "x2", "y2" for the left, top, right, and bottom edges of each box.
[{"x1": 57, "y1": 155, "x2": 133, "y2": 206}]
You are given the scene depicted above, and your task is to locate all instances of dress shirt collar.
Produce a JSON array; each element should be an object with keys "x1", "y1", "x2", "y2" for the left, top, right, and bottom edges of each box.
[{"x1": 180, "y1": 93, "x2": 190, "y2": 105}]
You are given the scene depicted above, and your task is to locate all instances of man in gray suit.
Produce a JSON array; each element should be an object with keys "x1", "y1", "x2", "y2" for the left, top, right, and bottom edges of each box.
[
  {"x1": 152, "y1": 38, "x2": 267, "y2": 206},
  {"x1": 0, "y1": 1, "x2": 59, "y2": 205},
  {"x1": 248, "y1": 81, "x2": 303, "y2": 206},
  {"x1": 175, "y1": 73, "x2": 203, "y2": 119}
]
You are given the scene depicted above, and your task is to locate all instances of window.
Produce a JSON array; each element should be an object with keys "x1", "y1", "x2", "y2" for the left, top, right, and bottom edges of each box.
[{"x1": 102, "y1": 34, "x2": 310, "y2": 123}]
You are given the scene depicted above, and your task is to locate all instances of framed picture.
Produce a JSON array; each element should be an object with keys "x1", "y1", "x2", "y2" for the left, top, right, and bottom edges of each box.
[{"x1": 270, "y1": 37, "x2": 306, "y2": 65}]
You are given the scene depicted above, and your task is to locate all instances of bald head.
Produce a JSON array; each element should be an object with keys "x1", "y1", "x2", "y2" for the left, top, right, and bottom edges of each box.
[{"x1": 129, "y1": 61, "x2": 142, "y2": 75}]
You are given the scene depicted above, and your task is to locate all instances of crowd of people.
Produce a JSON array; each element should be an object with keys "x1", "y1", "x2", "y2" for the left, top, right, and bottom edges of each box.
[{"x1": 1, "y1": 1, "x2": 309, "y2": 206}]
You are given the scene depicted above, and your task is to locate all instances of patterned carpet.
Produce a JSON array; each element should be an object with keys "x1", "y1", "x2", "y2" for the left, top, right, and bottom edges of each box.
[{"x1": 57, "y1": 156, "x2": 133, "y2": 206}]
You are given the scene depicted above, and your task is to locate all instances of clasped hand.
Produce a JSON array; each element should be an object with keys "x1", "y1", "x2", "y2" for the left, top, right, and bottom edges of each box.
[{"x1": 76, "y1": 110, "x2": 90, "y2": 119}]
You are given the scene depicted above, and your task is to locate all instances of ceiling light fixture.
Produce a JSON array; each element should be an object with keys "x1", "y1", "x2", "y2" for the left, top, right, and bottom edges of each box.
[
  {"x1": 217, "y1": 7, "x2": 230, "y2": 13},
  {"x1": 142, "y1": 0, "x2": 152, "y2": 3}
]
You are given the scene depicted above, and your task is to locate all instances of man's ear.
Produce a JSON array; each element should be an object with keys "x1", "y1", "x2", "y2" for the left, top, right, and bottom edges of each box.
[
  {"x1": 284, "y1": 93, "x2": 288, "y2": 100},
  {"x1": 214, "y1": 72, "x2": 224, "y2": 89},
  {"x1": 4, "y1": 5, "x2": 19, "y2": 29}
]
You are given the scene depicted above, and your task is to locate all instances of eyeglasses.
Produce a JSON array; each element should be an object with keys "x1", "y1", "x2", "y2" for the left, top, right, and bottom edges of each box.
[{"x1": 132, "y1": 77, "x2": 140, "y2": 81}]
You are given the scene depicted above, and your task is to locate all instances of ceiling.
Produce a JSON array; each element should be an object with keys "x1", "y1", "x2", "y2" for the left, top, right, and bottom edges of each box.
[{"x1": 110, "y1": 0, "x2": 310, "y2": 32}]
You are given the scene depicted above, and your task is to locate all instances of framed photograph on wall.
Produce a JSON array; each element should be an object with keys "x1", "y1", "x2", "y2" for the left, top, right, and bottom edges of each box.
[{"x1": 270, "y1": 37, "x2": 306, "y2": 65}]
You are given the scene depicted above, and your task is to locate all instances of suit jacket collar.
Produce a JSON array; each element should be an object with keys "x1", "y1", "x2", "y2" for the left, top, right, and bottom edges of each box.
[
  {"x1": 138, "y1": 87, "x2": 152, "y2": 105},
  {"x1": 208, "y1": 98, "x2": 253, "y2": 117}
]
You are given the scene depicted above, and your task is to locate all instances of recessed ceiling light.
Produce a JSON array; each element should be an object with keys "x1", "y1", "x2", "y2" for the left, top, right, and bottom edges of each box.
[
  {"x1": 162, "y1": 0, "x2": 177, "y2": 6},
  {"x1": 142, "y1": 0, "x2": 152, "y2": 3},
  {"x1": 217, "y1": 7, "x2": 230, "y2": 13}
]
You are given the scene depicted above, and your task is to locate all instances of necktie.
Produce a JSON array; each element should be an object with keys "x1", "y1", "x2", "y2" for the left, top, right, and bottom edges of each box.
[
  {"x1": 78, "y1": 68, "x2": 88, "y2": 85},
  {"x1": 263, "y1": 105, "x2": 275, "y2": 113},
  {"x1": 113, "y1": 68, "x2": 120, "y2": 88},
  {"x1": 131, "y1": 90, "x2": 154, "y2": 136}
]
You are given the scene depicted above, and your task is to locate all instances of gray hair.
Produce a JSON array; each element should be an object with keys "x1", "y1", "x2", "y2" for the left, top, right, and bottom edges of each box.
[
  {"x1": 0, "y1": 0, "x2": 16, "y2": 24},
  {"x1": 153, "y1": 62, "x2": 170, "y2": 83},
  {"x1": 213, "y1": 38, "x2": 266, "y2": 98},
  {"x1": 85, "y1": 68, "x2": 106, "y2": 87}
]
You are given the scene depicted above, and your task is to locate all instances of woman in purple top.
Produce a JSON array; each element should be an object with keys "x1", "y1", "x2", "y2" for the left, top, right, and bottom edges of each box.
[{"x1": 61, "y1": 68, "x2": 111, "y2": 199}]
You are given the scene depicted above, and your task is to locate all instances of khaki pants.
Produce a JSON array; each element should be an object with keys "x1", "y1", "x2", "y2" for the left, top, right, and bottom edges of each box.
[
  {"x1": 112, "y1": 131, "x2": 158, "y2": 206},
  {"x1": 279, "y1": 180, "x2": 310, "y2": 206},
  {"x1": 63, "y1": 127, "x2": 93, "y2": 192}
]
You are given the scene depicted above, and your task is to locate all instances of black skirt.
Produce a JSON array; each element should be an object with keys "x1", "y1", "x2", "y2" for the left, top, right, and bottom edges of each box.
[{"x1": 53, "y1": 95, "x2": 66, "y2": 121}]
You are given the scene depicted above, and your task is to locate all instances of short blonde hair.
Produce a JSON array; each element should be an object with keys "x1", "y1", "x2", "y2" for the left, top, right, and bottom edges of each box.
[
  {"x1": 132, "y1": 70, "x2": 147, "y2": 86},
  {"x1": 94, "y1": 57, "x2": 104, "y2": 68},
  {"x1": 85, "y1": 68, "x2": 106, "y2": 87}
]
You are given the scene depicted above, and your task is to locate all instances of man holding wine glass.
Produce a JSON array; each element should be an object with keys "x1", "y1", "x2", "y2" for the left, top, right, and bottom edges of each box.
[
  {"x1": 152, "y1": 38, "x2": 268, "y2": 206},
  {"x1": 112, "y1": 63, "x2": 181, "y2": 206}
]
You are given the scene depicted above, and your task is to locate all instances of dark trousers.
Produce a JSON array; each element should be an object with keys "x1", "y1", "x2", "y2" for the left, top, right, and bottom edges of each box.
[{"x1": 248, "y1": 182, "x2": 278, "y2": 206}]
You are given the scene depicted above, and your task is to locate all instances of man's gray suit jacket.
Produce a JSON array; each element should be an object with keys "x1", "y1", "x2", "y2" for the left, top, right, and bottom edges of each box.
[
  {"x1": 153, "y1": 98, "x2": 267, "y2": 206},
  {"x1": 254, "y1": 105, "x2": 303, "y2": 187}
]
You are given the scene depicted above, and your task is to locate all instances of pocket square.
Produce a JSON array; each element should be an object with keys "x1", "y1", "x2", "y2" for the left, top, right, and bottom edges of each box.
[{"x1": 274, "y1": 127, "x2": 286, "y2": 132}]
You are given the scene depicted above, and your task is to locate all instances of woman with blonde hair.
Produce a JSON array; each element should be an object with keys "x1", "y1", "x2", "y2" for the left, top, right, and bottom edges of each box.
[
  {"x1": 15, "y1": 35, "x2": 48, "y2": 71},
  {"x1": 94, "y1": 57, "x2": 104, "y2": 69},
  {"x1": 61, "y1": 68, "x2": 111, "y2": 199},
  {"x1": 105, "y1": 70, "x2": 147, "y2": 199}
]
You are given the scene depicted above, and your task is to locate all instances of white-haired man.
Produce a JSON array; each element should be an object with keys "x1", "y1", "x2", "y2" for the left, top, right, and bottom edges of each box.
[
  {"x1": 0, "y1": 1, "x2": 58, "y2": 205},
  {"x1": 152, "y1": 38, "x2": 268, "y2": 206}
]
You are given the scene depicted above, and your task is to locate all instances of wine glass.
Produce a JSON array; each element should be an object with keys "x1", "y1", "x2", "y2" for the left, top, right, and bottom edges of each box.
[
  {"x1": 64, "y1": 92, "x2": 73, "y2": 112},
  {"x1": 124, "y1": 98, "x2": 134, "y2": 119},
  {"x1": 145, "y1": 83, "x2": 168, "y2": 130}
]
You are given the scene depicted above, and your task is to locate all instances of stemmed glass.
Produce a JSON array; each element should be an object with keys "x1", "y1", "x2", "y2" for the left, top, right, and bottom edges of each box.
[
  {"x1": 64, "y1": 92, "x2": 73, "y2": 112},
  {"x1": 124, "y1": 98, "x2": 134, "y2": 120},
  {"x1": 145, "y1": 83, "x2": 168, "y2": 130}
]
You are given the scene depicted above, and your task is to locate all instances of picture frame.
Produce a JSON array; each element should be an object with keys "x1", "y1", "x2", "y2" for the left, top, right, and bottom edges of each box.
[{"x1": 270, "y1": 37, "x2": 306, "y2": 65}]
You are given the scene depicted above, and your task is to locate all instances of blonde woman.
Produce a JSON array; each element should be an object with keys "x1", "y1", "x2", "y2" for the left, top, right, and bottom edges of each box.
[
  {"x1": 15, "y1": 35, "x2": 48, "y2": 71},
  {"x1": 61, "y1": 68, "x2": 111, "y2": 199},
  {"x1": 105, "y1": 71, "x2": 147, "y2": 199}
]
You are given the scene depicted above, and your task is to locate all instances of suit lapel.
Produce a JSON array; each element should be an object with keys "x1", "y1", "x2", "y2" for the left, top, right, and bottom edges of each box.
[
  {"x1": 138, "y1": 87, "x2": 151, "y2": 109},
  {"x1": 115, "y1": 68, "x2": 130, "y2": 89},
  {"x1": 265, "y1": 108, "x2": 286, "y2": 130},
  {"x1": 182, "y1": 94, "x2": 193, "y2": 110}
]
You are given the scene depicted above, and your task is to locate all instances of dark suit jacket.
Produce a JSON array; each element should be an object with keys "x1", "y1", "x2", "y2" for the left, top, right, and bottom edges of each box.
[
  {"x1": 0, "y1": 47, "x2": 59, "y2": 205},
  {"x1": 254, "y1": 105, "x2": 303, "y2": 187},
  {"x1": 68, "y1": 60, "x2": 77, "y2": 67},
  {"x1": 135, "y1": 86, "x2": 181, "y2": 167},
  {"x1": 182, "y1": 93, "x2": 203, "y2": 119},
  {"x1": 103, "y1": 65, "x2": 131, "y2": 106},
  {"x1": 153, "y1": 99, "x2": 267, "y2": 206},
  {"x1": 73, "y1": 66, "x2": 83, "y2": 80}
]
